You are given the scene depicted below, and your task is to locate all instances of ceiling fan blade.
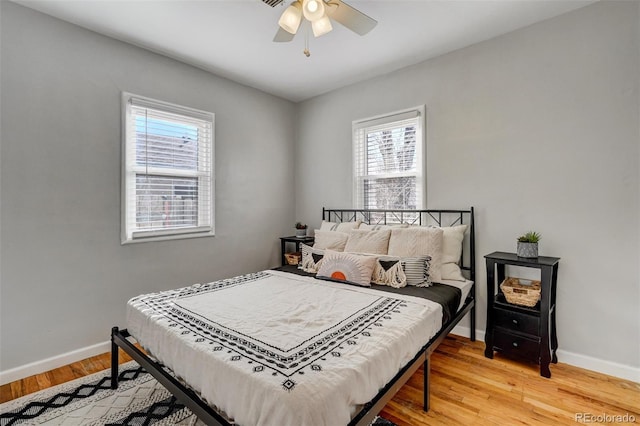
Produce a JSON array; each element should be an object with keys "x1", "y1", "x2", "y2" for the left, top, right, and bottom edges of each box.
[
  {"x1": 326, "y1": 0, "x2": 377, "y2": 36},
  {"x1": 273, "y1": 26, "x2": 296, "y2": 42}
]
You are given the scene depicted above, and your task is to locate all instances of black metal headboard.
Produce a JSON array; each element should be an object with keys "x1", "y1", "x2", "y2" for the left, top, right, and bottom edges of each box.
[{"x1": 322, "y1": 207, "x2": 475, "y2": 282}]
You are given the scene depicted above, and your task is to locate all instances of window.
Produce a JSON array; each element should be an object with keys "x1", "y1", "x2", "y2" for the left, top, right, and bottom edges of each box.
[
  {"x1": 122, "y1": 93, "x2": 214, "y2": 243},
  {"x1": 353, "y1": 106, "x2": 425, "y2": 212}
]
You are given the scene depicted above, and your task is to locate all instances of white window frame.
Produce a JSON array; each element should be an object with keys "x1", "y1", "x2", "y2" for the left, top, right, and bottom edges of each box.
[
  {"x1": 352, "y1": 106, "x2": 426, "y2": 210},
  {"x1": 121, "y1": 92, "x2": 215, "y2": 244}
]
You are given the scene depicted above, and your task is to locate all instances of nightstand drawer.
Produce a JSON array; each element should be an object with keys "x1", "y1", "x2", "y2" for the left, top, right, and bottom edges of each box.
[
  {"x1": 493, "y1": 329, "x2": 540, "y2": 361},
  {"x1": 494, "y1": 308, "x2": 539, "y2": 336}
]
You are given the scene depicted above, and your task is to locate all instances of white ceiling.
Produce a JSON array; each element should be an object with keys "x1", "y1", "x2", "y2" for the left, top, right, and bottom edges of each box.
[{"x1": 14, "y1": 0, "x2": 595, "y2": 102}]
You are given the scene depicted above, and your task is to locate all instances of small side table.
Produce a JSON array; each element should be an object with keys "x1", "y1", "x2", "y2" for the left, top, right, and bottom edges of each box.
[
  {"x1": 280, "y1": 236, "x2": 315, "y2": 266},
  {"x1": 484, "y1": 251, "x2": 560, "y2": 378}
]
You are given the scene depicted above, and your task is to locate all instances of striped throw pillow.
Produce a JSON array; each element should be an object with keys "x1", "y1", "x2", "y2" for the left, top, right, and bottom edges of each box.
[{"x1": 401, "y1": 256, "x2": 432, "y2": 287}]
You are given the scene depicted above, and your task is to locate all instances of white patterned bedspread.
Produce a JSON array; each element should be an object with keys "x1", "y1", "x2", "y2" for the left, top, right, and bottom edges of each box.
[{"x1": 126, "y1": 269, "x2": 443, "y2": 426}]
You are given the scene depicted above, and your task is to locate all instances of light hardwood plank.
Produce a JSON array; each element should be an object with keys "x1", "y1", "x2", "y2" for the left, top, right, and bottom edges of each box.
[{"x1": 0, "y1": 348, "x2": 134, "y2": 404}]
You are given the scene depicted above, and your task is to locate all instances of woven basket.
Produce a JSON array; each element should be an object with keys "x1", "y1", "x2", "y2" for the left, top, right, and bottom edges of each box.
[
  {"x1": 284, "y1": 252, "x2": 301, "y2": 265},
  {"x1": 500, "y1": 277, "x2": 541, "y2": 307}
]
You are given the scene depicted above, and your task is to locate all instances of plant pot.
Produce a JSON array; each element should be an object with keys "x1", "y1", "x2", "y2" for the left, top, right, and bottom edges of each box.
[
  {"x1": 517, "y1": 242, "x2": 538, "y2": 258},
  {"x1": 295, "y1": 229, "x2": 307, "y2": 238}
]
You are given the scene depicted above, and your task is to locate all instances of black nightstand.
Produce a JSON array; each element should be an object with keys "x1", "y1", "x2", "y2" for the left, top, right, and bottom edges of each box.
[
  {"x1": 279, "y1": 236, "x2": 315, "y2": 266},
  {"x1": 484, "y1": 251, "x2": 560, "y2": 378}
]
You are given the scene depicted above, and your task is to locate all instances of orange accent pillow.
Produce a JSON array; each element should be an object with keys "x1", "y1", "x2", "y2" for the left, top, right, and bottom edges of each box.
[{"x1": 316, "y1": 250, "x2": 377, "y2": 287}]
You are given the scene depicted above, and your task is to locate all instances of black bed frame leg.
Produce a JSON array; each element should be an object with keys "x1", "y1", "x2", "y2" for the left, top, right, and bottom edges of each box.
[
  {"x1": 470, "y1": 305, "x2": 476, "y2": 341},
  {"x1": 423, "y1": 356, "x2": 430, "y2": 412},
  {"x1": 111, "y1": 327, "x2": 119, "y2": 389}
]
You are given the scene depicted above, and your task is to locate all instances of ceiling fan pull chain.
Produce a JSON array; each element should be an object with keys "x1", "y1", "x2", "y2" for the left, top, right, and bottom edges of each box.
[{"x1": 304, "y1": 24, "x2": 311, "y2": 57}]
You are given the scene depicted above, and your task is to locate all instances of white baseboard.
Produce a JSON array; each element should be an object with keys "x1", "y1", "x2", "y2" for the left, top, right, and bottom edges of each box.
[
  {"x1": 0, "y1": 341, "x2": 110, "y2": 386},
  {"x1": 2, "y1": 332, "x2": 638, "y2": 386},
  {"x1": 449, "y1": 327, "x2": 639, "y2": 383},
  {"x1": 451, "y1": 325, "x2": 485, "y2": 342},
  {"x1": 556, "y1": 349, "x2": 640, "y2": 383}
]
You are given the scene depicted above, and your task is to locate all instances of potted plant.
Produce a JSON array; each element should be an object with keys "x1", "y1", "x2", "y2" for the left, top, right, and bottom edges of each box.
[
  {"x1": 517, "y1": 231, "x2": 541, "y2": 258},
  {"x1": 295, "y1": 222, "x2": 308, "y2": 238}
]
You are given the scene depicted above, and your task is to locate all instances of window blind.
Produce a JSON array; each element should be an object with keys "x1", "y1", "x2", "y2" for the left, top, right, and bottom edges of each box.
[
  {"x1": 353, "y1": 108, "x2": 424, "y2": 212},
  {"x1": 123, "y1": 94, "x2": 214, "y2": 242}
]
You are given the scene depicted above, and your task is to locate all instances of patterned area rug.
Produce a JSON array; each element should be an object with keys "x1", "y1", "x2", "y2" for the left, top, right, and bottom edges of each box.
[{"x1": 0, "y1": 361, "x2": 397, "y2": 425}]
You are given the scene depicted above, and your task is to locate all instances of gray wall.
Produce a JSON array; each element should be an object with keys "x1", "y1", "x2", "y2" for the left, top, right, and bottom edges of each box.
[
  {"x1": 295, "y1": 1, "x2": 640, "y2": 369},
  {"x1": 1, "y1": 0, "x2": 638, "y2": 376},
  {"x1": 0, "y1": 2, "x2": 296, "y2": 370}
]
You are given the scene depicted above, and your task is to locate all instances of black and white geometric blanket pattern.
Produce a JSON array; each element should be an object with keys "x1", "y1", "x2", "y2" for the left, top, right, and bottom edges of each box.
[
  {"x1": 126, "y1": 270, "x2": 441, "y2": 425},
  {"x1": 0, "y1": 361, "x2": 397, "y2": 426},
  {"x1": 132, "y1": 271, "x2": 411, "y2": 389}
]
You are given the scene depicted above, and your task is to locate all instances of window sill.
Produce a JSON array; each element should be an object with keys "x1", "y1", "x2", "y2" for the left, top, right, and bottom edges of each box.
[{"x1": 121, "y1": 229, "x2": 215, "y2": 245}]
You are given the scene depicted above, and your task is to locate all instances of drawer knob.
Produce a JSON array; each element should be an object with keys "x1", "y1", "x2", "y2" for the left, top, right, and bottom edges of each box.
[
  {"x1": 512, "y1": 319, "x2": 518, "y2": 325},
  {"x1": 512, "y1": 342, "x2": 519, "y2": 347}
]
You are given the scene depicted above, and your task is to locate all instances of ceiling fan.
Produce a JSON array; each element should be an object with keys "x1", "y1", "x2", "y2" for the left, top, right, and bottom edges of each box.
[{"x1": 262, "y1": 0, "x2": 377, "y2": 42}]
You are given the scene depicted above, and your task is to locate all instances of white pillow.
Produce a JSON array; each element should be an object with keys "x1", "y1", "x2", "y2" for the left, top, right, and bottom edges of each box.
[
  {"x1": 319, "y1": 220, "x2": 361, "y2": 232},
  {"x1": 344, "y1": 229, "x2": 391, "y2": 255},
  {"x1": 440, "y1": 225, "x2": 467, "y2": 281},
  {"x1": 358, "y1": 223, "x2": 408, "y2": 231},
  {"x1": 387, "y1": 227, "x2": 443, "y2": 282},
  {"x1": 313, "y1": 230, "x2": 349, "y2": 251}
]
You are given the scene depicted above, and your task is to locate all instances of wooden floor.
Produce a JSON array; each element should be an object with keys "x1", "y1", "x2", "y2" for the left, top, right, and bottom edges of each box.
[{"x1": 2, "y1": 335, "x2": 639, "y2": 425}]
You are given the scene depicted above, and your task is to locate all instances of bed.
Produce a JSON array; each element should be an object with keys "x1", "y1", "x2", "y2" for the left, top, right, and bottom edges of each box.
[{"x1": 111, "y1": 207, "x2": 476, "y2": 426}]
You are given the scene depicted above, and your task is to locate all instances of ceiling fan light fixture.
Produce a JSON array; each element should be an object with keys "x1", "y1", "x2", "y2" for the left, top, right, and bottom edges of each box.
[
  {"x1": 270, "y1": 0, "x2": 378, "y2": 52},
  {"x1": 312, "y1": 14, "x2": 332, "y2": 37},
  {"x1": 278, "y1": 1, "x2": 302, "y2": 34},
  {"x1": 307, "y1": 0, "x2": 318, "y2": 13},
  {"x1": 302, "y1": 0, "x2": 325, "y2": 22}
]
